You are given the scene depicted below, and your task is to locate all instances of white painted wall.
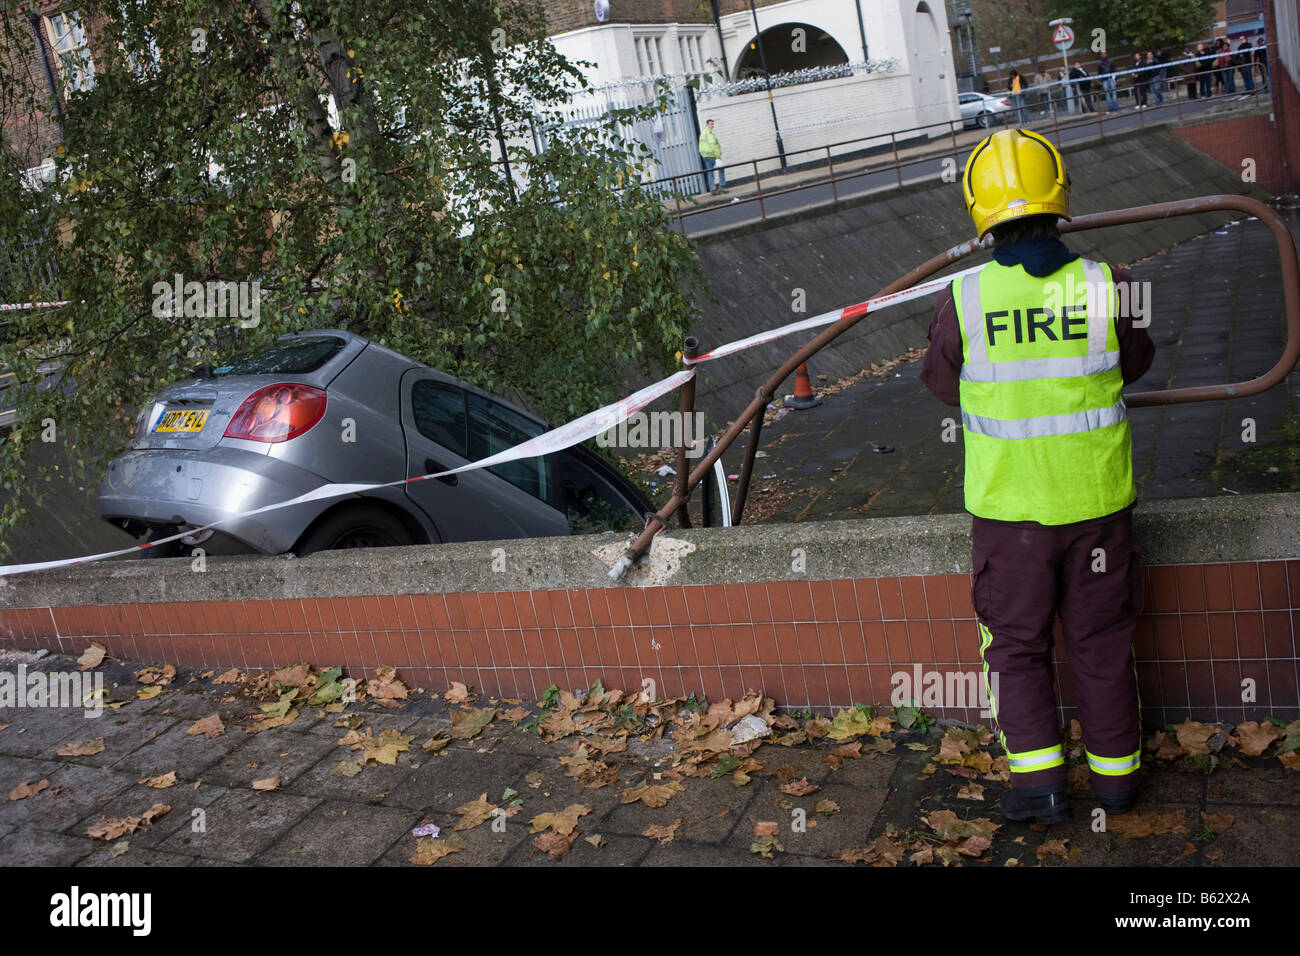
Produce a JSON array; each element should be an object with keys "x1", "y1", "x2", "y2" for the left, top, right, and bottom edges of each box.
[{"x1": 547, "y1": 0, "x2": 962, "y2": 175}]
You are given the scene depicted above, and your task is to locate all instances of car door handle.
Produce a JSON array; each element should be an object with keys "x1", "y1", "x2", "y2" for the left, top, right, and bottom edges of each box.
[{"x1": 424, "y1": 459, "x2": 458, "y2": 485}]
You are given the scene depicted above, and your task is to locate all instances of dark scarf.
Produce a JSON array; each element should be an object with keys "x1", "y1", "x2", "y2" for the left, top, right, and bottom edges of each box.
[{"x1": 992, "y1": 236, "x2": 1079, "y2": 278}]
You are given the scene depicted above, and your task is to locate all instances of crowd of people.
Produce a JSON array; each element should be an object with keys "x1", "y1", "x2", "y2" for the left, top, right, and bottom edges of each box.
[{"x1": 997, "y1": 35, "x2": 1268, "y2": 120}]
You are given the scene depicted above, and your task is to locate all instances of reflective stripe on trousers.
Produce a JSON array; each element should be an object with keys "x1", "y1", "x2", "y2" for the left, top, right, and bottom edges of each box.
[{"x1": 1086, "y1": 749, "x2": 1141, "y2": 776}]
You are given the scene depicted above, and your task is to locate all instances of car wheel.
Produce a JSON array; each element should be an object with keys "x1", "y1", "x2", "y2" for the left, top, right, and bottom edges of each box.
[
  {"x1": 295, "y1": 504, "x2": 415, "y2": 555},
  {"x1": 978, "y1": 111, "x2": 991, "y2": 129}
]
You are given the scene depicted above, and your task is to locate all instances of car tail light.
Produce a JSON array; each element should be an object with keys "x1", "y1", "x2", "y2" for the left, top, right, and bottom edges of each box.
[
  {"x1": 223, "y1": 383, "x2": 326, "y2": 443},
  {"x1": 999, "y1": 98, "x2": 1011, "y2": 106}
]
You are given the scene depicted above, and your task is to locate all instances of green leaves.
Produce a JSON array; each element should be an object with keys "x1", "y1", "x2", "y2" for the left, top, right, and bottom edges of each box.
[{"x1": 0, "y1": 0, "x2": 704, "y2": 549}]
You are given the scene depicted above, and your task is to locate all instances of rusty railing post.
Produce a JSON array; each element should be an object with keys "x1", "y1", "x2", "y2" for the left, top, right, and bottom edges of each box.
[
  {"x1": 753, "y1": 160, "x2": 766, "y2": 220},
  {"x1": 673, "y1": 336, "x2": 700, "y2": 528},
  {"x1": 826, "y1": 145, "x2": 838, "y2": 202},
  {"x1": 731, "y1": 397, "x2": 767, "y2": 525},
  {"x1": 892, "y1": 131, "x2": 902, "y2": 186}
]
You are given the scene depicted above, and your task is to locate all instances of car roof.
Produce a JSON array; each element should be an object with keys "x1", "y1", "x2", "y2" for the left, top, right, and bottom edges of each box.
[{"x1": 283, "y1": 328, "x2": 550, "y2": 429}]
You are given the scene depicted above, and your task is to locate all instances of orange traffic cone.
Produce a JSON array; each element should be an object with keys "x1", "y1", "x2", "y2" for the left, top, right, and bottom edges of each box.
[{"x1": 784, "y1": 362, "x2": 823, "y2": 409}]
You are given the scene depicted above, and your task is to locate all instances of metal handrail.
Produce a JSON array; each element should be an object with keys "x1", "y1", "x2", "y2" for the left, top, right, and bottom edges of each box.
[
  {"x1": 613, "y1": 194, "x2": 1300, "y2": 576},
  {"x1": 661, "y1": 83, "x2": 1271, "y2": 232}
]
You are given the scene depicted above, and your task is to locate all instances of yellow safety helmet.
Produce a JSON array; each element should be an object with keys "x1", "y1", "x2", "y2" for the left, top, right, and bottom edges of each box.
[{"x1": 963, "y1": 128, "x2": 1070, "y2": 239}]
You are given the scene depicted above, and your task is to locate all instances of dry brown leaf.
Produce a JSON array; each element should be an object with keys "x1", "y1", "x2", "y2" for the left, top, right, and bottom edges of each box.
[
  {"x1": 1280, "y1": 750, "x2": 1300, "y2": 771},
  {"x1": 815, "y1": 799, "x2": 840, "y2": 815},
  {"x1": 584, "y1": 834, "x2": 607, "y2": 849},
  {"x1": 1201, "y1": 812, "x2": 1234, "y2": 832},
  {"x1": 187, "y1": 714, "x2": 225, "y2": 739},
  {"x1": 619, "y1": 781, "x2": 684, "y2": 808},
  {"x1": 1173, "y1": 720, "x2": 1217, "y2": 756},
  {"x1": 136, "y1": 686, "x2": 162, "y2": 701},
  {"x1": 445, "y1": 682, "x2": 471, "y2": 704},
  {"x1": 779, "y1": 777, "x2": 819, "y2": 796},
  {"x1": 9, "y1": 779, "x2": 49, "y2": 801},
  {"x1": 643, "y1": 820, "x2": 681, "y2": 845},
  {"x1": 1146, "y1": 730, "x2": 1185, "y2": 761},
  {"x1": 212, "y1": 668, "x2": 241, "y2": 684},
  {"x1": 137, "y1": 772, "x2": 176, "y2": 789},
  {"x1": 962, "y1": 751, "x2": 993, "y2": 773},
  {"x1": 957, "y1": 782, "x2": 986, "y2": 801},
  {"x1": 272, "y1": 664, "x2": 312, "y2": 688},
  {"x1": 421, "y1": 733, "x2": 451, "y2": 754},
  {"x1": 137, "y1": 664, "x2": 176, "y2": 686},
  {"x1": 935, "y1": 728, "x2": 973, "y2": 764},
  {"x1": 409, "y1": 832, "x2": 466, "y2": 865},
  {"x1": 449, "y1": 706, "x2": 496, "y2": 740},
  {"x1": 533, "y1": 830, "x2": 577, "y2": 859},
  {"x1": 804, "y1": 717, "x2": 831, "y2": 740},
  {"x1": 454, "y1": 793, "x2": 498, "y2": 831},
  {"x1": 1232, "y1": 721, "x2": 1282, "y2": 757},
  {"x1": 57, "y1": 738, "x2": 105, "y2": 757},
  {"x1": 77, "y1": 643, "x2": 106, "y2": 671},
  {"x1": 1036, "y1": 838, "x2": 1071, "y2": 861},
  {"x1": 252, "y1": 775, "x2": 281, "y2": 791},
  {"x1": 957, "y1": 835, "x2": 992, "y2": 857},
  {"x1": 753, "y1": 820, "x2": 780, "y2": 837},
  {"x1": 501, "y1": 706, "x2": 530, "y2": 722},
  {"x1": 366, "y1": 666, "x2": 409, "y2": 703},
  {"x1": 529, "y1": 804, "x2": 592, "y2": 835},
  {"x1": 86, "y1": 803, "x2": 171, "y2": 841}
]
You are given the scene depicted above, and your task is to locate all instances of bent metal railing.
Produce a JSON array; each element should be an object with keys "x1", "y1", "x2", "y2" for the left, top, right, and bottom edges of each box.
[{"x1": 612, "y1": 194, "x2": 1300, "y2": 575}]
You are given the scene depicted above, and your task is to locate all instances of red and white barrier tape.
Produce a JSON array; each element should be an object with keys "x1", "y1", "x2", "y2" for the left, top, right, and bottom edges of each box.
[
  {"x1": 0, "y1": 300, "x2": 72, "y2": 312},
  {"x1": 685, "y1": 264, "x2": 981, "y2": 365},
  {"x1": 0, "y1": 369, "x2": 697, "y2": 577},
  {"x1": 0, "y1": 265, "x2": 978, "y2": 577}
]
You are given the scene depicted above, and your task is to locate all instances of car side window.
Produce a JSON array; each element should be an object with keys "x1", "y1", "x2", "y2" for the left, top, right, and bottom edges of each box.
[
  {"x1": 466, "y1": 393, "x2": 550, "y2": 502},
  {"x1": 411, "y1": 381, "x2": 468, "y2": 457},
  {"x1": 555, "y1": 451, "x2": 641, "y2": 534}
]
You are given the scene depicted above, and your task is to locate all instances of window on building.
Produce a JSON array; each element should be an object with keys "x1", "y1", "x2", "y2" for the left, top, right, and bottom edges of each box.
[
  {"x1": 634, "y1": 33, "x2": 664, "y2": 77},
  {"x1": 678, "y1": 33, "x2": 706, "y2": 75},
  {"x1": 47, "y1": 10, "x2": 95, "y2": 93}
]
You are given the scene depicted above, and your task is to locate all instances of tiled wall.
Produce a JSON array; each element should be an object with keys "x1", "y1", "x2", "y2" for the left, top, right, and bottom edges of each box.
[{"x1": 1, "y1": 560, "x2": 1296, "y2": 728}]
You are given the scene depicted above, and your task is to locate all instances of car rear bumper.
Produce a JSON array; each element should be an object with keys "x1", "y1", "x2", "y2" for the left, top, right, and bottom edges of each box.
[{"x1": 98, "y1": 446, "x2": 336, "y2": 554}]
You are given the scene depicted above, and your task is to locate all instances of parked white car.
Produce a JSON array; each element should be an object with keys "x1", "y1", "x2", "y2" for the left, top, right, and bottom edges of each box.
[{"x1": 960, "y1": 91, "x2": 1013, "y2": 129}]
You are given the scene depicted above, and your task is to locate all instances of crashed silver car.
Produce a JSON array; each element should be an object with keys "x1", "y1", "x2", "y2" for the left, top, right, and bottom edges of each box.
[{"x1": 99, "y1": 329, "x2": 653, "y2": 556}]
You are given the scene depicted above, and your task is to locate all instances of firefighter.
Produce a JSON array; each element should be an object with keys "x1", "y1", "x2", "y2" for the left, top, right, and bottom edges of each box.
[{"x1": 921, "y1": 128, "x2": 1155, "y2": 824}]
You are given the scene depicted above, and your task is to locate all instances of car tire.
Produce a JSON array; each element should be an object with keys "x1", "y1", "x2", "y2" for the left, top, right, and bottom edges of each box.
[
  {"x1": 138, "y1": 536, "x2": 183, "y2": 559},
  {"x1": 978, "y1": 111, "x2": 991, "y2": 129},
  {"x1": 295, "y1": 503, "x2": 416, "y2": 555}
]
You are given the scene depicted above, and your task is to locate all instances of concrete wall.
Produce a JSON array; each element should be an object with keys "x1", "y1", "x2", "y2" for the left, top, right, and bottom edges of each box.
[{"x1": 1, "y1": 493, "x2": 1297, "y2": 727}]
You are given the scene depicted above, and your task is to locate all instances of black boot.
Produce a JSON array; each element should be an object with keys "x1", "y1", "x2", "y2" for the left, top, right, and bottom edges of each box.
[
  {"x1": 1097, "y1": 787, "x2": 1138, "y2": 815},
  {"x1": 1000, "y1": 786, "x2": 1071, "y2": 824}
]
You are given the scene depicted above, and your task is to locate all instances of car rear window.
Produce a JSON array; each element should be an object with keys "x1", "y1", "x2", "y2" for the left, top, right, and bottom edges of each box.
[{"x1": 214, "y1": 336, "x2": 345, "y2": 376}]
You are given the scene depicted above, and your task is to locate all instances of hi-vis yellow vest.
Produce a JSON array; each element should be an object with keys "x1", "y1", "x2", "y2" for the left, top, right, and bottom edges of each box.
[{"x1": 954, "y1": 257, "x2": 1135, "y2": 524}]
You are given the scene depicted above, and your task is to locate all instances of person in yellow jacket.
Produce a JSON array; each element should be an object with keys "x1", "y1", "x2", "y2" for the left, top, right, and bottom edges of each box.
[
  {"x1": 922, "y1": 129, "x2": 1156, "y2": 825},
  {"x1": 699, "y1": 118, "x2": 725, "y2": 194}
]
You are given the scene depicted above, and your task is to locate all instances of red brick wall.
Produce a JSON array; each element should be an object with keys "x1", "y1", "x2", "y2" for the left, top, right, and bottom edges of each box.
[
  {"x1": 1174, "y1": 1, "x2": 1300, "y2": 191},
  {"x1": 2, "y1": 559, "x2": 1296, "y2": 728},
  {"x1": 1174, "y1": 113, "x2": 1289, "y2": 193}
]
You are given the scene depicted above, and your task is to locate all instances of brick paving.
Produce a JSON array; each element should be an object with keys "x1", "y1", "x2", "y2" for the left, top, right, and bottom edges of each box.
[{"x1": 1, "y1": 650, "x2": 1294, "y2": 867}]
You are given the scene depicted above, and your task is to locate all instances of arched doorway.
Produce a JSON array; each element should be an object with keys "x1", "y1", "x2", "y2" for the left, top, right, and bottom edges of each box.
[{"x1": 734, "y1": 22, "x2": 849, "y2": 80}]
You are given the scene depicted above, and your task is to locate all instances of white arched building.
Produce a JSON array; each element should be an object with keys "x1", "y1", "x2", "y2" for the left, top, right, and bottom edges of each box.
[{"x1": 546, "y1": 0, "x2": 962, "y2": 178}]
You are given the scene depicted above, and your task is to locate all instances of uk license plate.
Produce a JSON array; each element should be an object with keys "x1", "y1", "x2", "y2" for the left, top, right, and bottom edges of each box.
[{"x1": 153, "y1": 409, "x2": 209, "y2": 434}]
